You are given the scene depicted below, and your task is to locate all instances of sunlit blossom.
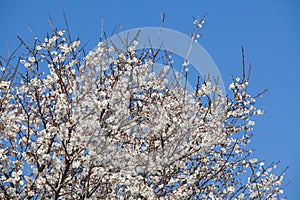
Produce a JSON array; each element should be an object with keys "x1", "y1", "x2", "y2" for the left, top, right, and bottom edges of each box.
[{"x1": 0, "y1": 26, "x2": 286, "y2": 199}]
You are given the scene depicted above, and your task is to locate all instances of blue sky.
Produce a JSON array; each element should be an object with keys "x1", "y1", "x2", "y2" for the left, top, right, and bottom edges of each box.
[{"x1": 1, "y1": 0, "x2": 299, "y2": 198}]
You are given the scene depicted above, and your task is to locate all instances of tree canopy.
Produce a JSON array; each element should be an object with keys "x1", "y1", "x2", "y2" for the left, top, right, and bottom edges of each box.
[{"x1": 0, "y1": 23, "x2": 287, "y2": 199}]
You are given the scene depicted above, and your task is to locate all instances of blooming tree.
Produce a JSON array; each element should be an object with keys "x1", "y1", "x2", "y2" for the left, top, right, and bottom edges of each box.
[{"x1": 0, "y1": 23, "x2": 287, "y2": 199}]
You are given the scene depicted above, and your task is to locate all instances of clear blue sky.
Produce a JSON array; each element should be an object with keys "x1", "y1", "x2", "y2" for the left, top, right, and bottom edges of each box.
[{"x1": 1, "y1": 0, "x2": 299, "y2": 198}]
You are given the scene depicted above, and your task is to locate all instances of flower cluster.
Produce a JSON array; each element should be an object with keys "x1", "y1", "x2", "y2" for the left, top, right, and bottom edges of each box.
[{"x1": 0, "y1": 28, "x2": 287, "y2": 199}]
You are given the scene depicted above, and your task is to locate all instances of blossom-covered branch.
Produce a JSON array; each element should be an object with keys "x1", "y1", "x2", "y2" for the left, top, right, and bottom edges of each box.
[{"x1": 0, "y1": 24, "x2": 287, "y2": 199}]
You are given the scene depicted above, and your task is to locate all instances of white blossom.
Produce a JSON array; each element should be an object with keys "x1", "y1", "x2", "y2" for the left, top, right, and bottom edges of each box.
[{"x1": 0, "y1": 24, "x2": 286, "y2": 199}]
